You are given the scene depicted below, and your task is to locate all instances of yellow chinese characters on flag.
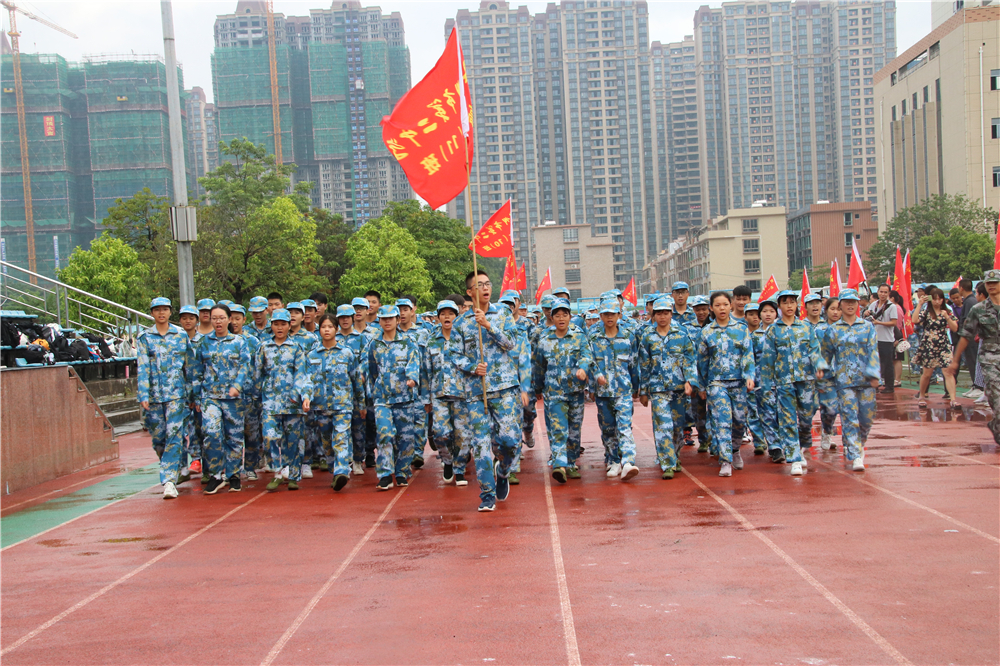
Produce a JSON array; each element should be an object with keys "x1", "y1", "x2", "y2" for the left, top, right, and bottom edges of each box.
[
  {"x1": 470, "y1": 199, "x2": 513, "y2": 258},
  {"x1": 380, "y1": 27, "x2": 473, "y2": 210}
]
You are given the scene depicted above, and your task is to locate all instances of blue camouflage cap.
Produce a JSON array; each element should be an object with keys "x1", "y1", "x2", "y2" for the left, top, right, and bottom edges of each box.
[
  {"x1": 610, "y1": 289, "x2": 623, "y2": 298},
  {"x1": 551, "y1": 298, "x2": 572, "y2": 312},
  {"x1": 378, "y1": 305, "x2": 400, "y2": 318},
  {"x1": 671, "y1": 281, "x2": 690, "y2": 291},
  {"x1": 395, "y1": 298, "x2": 414, "y2": 310},
  {"x1": 437, "y1": 299, "x2": 460, "y2": 314},
  {"x1": 150, "y1": 296, "x2": 171, "y2": 309},
  {"x1": 803, "y1": 293, "x2": 822, "y2": 304},
  {"x1": 179, "y1": 305, "x2": 198, "y2": 316},
  {"x1": 501, "y1": 289, "x2": 520, "y2": 301},
  {"x1": 540, "y1": 294, "x2": 556, "y2": 309},
  {"x1": 600, "y1": 290, "x2": 618, "y2": 300},
  {"x1": 196, "y1": 298, "x2": 215, "y2": 310},
  {"x1": 270, "y1": 308, "x2": 291, "y2": 322},
  {"x1": 690, "y1": 295, "x2": 709, "y2": 307},
  {"x1": 551, "y1": 286, "x2": 571, "y2": 297},
  {"x1": 301, "y1": 299, "x2": 317, "y2": 309},
  {"x1": 759, "y1": 298, "x2": 779, "y2": 311},
  {"x1": 599, "y1": 301, "x2": 621, "y2": 314},
  {"x1": 776, "y1": 290, "x2": 799, "y2": 300},
  {"x1": 286, "y1": 301, "x2": 304, "y2": 312},
  {"x1": 248, "y1": 296, "x2": 268, "y2": 313},
  {"x1": 838, "y1": 289, "x2": 860, "y2": 301},
  {"x1": 652, "y1": 297, "x2": 674, "y2": 312},
  {"x1": 217, "y1": 299, "x2": 233, "y2": 307},
  {"x1": 336, "y1": 304, "x2": 355, "y2": 317},
  {"x1": 498, "y1": 293, "x2": 517, "y2": 306},
  {"x1": 744, "y1": 302, "x2": 760, "y2": 313},
  {"x1": 351, "y1": 297, "x2": 370, "y2": 308},
  {"x1": 229, "y1": 304, "x2": 246, "y2": 315},
  {"x1": 529, "y1": 305, "x2": 542, "y2": 314},
  {"x1": 644, "y1": 292, "x2": 660, "y2": 303}
]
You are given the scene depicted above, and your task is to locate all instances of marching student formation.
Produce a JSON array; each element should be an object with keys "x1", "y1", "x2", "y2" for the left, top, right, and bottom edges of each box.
[{"x1": 136, "y1": 268, "x2": 1000, "y2": 513}]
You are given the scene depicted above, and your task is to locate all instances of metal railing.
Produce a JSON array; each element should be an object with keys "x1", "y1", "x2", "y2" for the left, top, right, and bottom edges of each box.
[{"x1": 0, "y1": 260, "x2": 152, "y2": 341}]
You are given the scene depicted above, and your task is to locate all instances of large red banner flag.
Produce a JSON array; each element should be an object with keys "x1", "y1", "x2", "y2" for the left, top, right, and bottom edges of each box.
[
  {"x1": 893, "y1": 246, "x2": 905, "y2": 297},
  {"x1": 901, "y1": 249, "x2": 915, "y2": 336},
  {"x1": 535, "y1": 266, "x2": 552, "y2": 305},
  {"x1": 622, "y1": 277, "x2": 638, "y2": 306},
  {"x1": 500, "y1": 253, "x2": 517, "y2": 293},
  {"x1": 381, "y1": 27, "x2": 473, "y2": 209},
  {"x1": 516, "y1": 261, "x2": 526, "y2": 290},
  {"x1": 829, "y1": 258, "x2": 841, "y2": 298},
  {"x1": 847, "y1": 237, "x2": 867, "y2": 289},
  {"x1": 758, "y1": 274, "x2": 779, "y2": 302},
  {"x1": 799, "y1": 269, "x2": 811, "y2": 319},
  {"x1": 470, "y1": 199, "x2": 513, "y2": 257}
]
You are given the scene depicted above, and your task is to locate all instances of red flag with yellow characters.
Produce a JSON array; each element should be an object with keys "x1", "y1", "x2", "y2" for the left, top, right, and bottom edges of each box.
[
  {"x1": 516, "y1": 262, "x2": 526, "y2": 290},
  {"x1": 470, "y1": 199, "x2": 513, "y2": 257},
  {"x1": 500, "y1": 253, "x2": 517, "y2": 293},
  {"x1": 622, "y1": 277, "x2": 637, "y2": 306},
  {"x1": 381, "y1": 27, "x2": 473, "y2": 209},
  {"x1": 757, "y1": 274, "x2": 779, "y2": 303}
]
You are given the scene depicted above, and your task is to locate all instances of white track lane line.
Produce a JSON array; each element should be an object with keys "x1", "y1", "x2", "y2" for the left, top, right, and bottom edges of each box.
[
  {"x1": 260, "y1": 483, "x2": 411, "y2": 666},
  {"x1": 543, "y1": 453, "x2": 582, "y2": 666},
  {"x1": 2, "y1": 475, "x2": 110, "y2": 513},
  {"x1": 1, "y1": 491, "x2": 267, "y2": 656},
  {"x1": 899, "y1": 437, "x2": 1000, "y2": 467}
]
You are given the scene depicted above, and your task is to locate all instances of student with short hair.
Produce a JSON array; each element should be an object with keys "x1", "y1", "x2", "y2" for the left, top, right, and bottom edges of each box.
[
  {"x1": 230, "y1": 305, "x2": 264, "y2": 479},
  {"x1": 267, "y1": 292, "x2": 284, "y2": 314}
]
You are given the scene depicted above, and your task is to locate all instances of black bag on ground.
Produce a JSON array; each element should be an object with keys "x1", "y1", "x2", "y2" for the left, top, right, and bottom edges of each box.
[
  {"x1": 51, "y1": 336, "x2": 75, "y2": 362},
  {"x1": 22, "y1": 344, "x2": 47, "y2": 364},
  {"x1": 82, "y1": 332, "x2": 114, "y2": 358},
  {"x1": 1, "y1": 321, "x2": 20, "y2": 347},
  {"x1": 68, "y1": 339, "x2": 91, "y2": 361}
]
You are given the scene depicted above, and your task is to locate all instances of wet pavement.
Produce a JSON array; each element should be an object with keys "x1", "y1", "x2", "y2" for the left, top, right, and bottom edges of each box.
[{"x1": 1, "y1": 389, "x2": 997, "y2": 665}]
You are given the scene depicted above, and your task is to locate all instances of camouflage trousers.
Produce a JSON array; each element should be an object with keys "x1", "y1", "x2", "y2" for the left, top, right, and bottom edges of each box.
[
  {"x1": 242, "y1": 395, "x2": 263, "y2": 472},
  {"x1": 263, "y1": 412, "x2": 306, "y2": 482},
  {"x1": 754, "y1": 388, "x2": 780, "y2": 452},
  {"x1": 650, "y1": 390, "x2": 686, "y2": 472},
  {"x1": 201, "y1": 398, "x2": 244, "y2": 480},
  {"x1": 814, "y1": 379, "x2": 839, "y2": 436},
  {"x1": 523, "y1": 395, "x2": 537, "y2": 437},
  {"x1": 374, "y1": 402, "x2": 416, "y2": 481},
  {"x1": 431, "y1": 398, "x2": 460, "y2": 467},
  {"x1": 145, "y1": 399, "x2": 186, "y2": 485},
  {"x1": 776, "y1": 381, "x2": 816, "y2": 464},
  {"x1": 485, "y1": 387, "x2": 520, "y2": 479},
  {"x1": 706, "y1": 380, "x2": 747, "y2": 464},
  {"x1": 411, "y1": 401, "x2": 428, "y2": 463},
  {"x1": 454, "y1": 398, "x2": 497, "y2": 503},
  {"x1": 303, "y1": 413, "x2": 321, "y2": 465},
  {"x1": 185, "y1": 403, "x2": 203, "y2": 464},
  {"x1": 313, "y1": 410, "x2": 353, "y2": 476},
  {"x1": 983, "y1": 362, "x2": 1000, "y2": 444},
  {"x1": 350, "y1": 409, "x2": 367, "y2": 464},
  {"x1": 596, "y1": 395, "x2": 636, "y2": 467},
  {"x1": 838, "y1": 386, "x2": 875, "y2": 461},
  {"x1": 689, "y1": 391, "x2": 710, "y2": 447},
  {"x1": 544, "y1": 392, "x2": 585, "y2": 470}
]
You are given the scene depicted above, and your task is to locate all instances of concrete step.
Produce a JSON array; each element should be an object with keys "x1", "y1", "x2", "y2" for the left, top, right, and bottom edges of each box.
[
  {"x1": 105, "y1": 408, "x2": 142, "y2": 428},
  {"x1": 85, "y1": 377, "x2": 138, "y2": 400},
  {"x1": 99, "y1": 397, "x2": 139, "y2": 413}
]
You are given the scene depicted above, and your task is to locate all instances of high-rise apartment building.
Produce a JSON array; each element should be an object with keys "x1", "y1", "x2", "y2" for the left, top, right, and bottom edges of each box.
[
  {"x1": 693, "y1": 6, "x2": 729, "y2": 221},
  {"x1": 212, "y1": 0, "x2": 412, "y2": 225},
  {"x1": 186, "y1": 86, "x2": 219, "y2": 198}
]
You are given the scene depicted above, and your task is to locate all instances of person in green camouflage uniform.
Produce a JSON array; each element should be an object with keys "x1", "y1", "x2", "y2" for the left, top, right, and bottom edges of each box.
[{"x1": 948, "y1": 269, "x2": 1000, "y2": 444}]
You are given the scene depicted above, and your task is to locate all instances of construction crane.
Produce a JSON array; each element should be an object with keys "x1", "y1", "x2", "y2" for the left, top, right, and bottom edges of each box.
[
  {"x1": 1, "y1": 0, "x2": 77, "y2": 282},
  {"x1": 265, "y1": 0, "x2": 282, "y2": 165}
]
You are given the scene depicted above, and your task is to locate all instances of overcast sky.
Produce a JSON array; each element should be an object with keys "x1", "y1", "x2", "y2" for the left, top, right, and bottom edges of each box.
[{"x1": 7, "y1": 0, "x2": 931, "y2": 101}]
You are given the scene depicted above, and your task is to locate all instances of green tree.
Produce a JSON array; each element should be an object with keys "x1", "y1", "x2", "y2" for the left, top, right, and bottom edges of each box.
[
  {"x1": 310, "y1": 207, "x2": 354, "y2": 303},
  {"x1": 787, "y1": 263, "x2": 831, "y2": 290},
  {"x1": 102, "y1": 187, "x2": 178, "y2": 300},
  {"x1": 910, "y1": 226, "x2": 994, "y2": 282},
  {"x1": 338, "y1": 218, "x2": 433, "y2": 306},
  {"x1": 59, "y1": 235, "x2": 151, "y2": 331},
  {"x1": 868, "y1": 194, "x2": 996, "y2": 278}
]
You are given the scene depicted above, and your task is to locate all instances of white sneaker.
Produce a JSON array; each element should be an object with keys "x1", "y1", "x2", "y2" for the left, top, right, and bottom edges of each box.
[
  {"x1": 301, "y1": 464, "x2": 313, "y2": 479},
  {"x1": 245, "y1": 470, "x2": 258, "y2": 481},
  {"x1": 975, "y1": 394, "x2": 990, "y2": 405},
  {"x1": 800, "y1": 455, "x2": 808, "y2": 467},
  {"x1": 352, "y1": 461, "x2": 365, "y2": 476},
  {"x1": 732, "y1": 450, "x2": 744, "y2": 470},
  {"x1": 964, "y1": 388, "x2": 982, "y2": 399},
  {"x1": 281, "y1": 466, "x2": 290, "y2": 480},
  {"x1": 719, "y1": 462, "x2": 732, "y2": 477},
  {"x1": 620, "y1": 463, "x2": 639, "y2": 481},
  {"x1": 790, "y1": 462, "x2": 804, "y2": 476},
  {"x1": 742, "y1": 431, "x2": 752, "y2": 443},
  {"x1": 852, "y1": 456, "x2": 865, "y2": 471},
  {"x1": 606, "y1": 462, "x2": 622, "y2": 478},
  {"x1": 163, "y1": 482, "x2": 178, "y2": 499},
  {"x1": 820, "y1": 433, "x2": 832, "y2": 450}
]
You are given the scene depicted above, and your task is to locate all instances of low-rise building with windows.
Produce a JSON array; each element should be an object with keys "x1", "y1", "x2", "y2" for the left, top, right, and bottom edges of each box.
[{"x1": 532, "y1": 222, "x2": 615, "y2": 300}]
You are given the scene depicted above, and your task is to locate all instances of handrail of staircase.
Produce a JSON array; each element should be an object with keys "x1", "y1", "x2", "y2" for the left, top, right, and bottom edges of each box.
[{"x1": 1, "y1": 261, "x2": 154, "y2": 321}]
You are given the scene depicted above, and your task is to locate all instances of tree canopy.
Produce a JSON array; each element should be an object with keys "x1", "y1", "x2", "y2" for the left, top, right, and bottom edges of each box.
[
  {"x1": 337, "y1": 218, "x2": 434, "y2": 306},
  {"x1": 910, "y1": 226, "x2": 994, "y2": 282},
  {"x1": 58, "y1": 235, "x2": 151, "y2": 329}
]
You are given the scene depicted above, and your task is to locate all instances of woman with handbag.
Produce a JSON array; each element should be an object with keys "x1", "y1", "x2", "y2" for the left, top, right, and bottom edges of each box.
[{"x1": 913, "y1": 287, "x2": 959, "y2": 408}]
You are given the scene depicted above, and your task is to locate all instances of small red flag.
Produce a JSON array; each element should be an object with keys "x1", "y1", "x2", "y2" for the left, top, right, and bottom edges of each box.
[
  {"x1": 500, "y1": 253, "x2": 517, "y2": 293},
  {"x1": 902, "y1": 250, "x2": 915, "y2": 336},
  {"x1": 893, "y1": 246, "x2": 905, "y2": 296},
  {"x1": 829, "y1": 259, "x2": 841, "y2": 298},
  {"x1": 535, "y1": 266, "x2": 552, "y2": 305},
  {"x1": 380, "y1": 27, "x2": 473, "y2": 209},
  {"x1": 994, "y1": 229, "x2": 1000, "y2": 269},
  {"x1": 622, "y1": 277, "x2": 637, "y2": 306},
  {"x1": 799, "y1": 269, "x2": 811, "y2": 319},
  {"x1": 758, "y1": 274, "x2": 779, "y2": 302},
  {"x1": 953, "y1": 275, "x2": 964, "y2": 290},
  {"x1": 847, "y1": 237, "x2": 867, "y2": 289},
  {"x1": 470, "y1": 200, "x2": 513, "y2": 258},
  {"x1": 516, "y1": 261, "x2": 526, "y2": 290}
]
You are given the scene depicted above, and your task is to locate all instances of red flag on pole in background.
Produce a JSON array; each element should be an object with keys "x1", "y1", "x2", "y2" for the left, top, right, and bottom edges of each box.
[
  {"x1": 469, "y1": 199, "x2": 513, "y2": 257},
  {"x1": 953, "y1": 275, "x2": 964, "y2": 290},
  {"x1": 758, "y1": 274, "x2": 779, "y2": 302},
  {"x1": 900, "y1": 249, "x2": 915, "y2": 336},
  {"x1": 534, "y1": 266, "x2": 552, "y2": 305},
  {"x1": 994, "y1": 229, "x2": 1000, "y2": 269},
  {"x1": 799, "y1": 269, "x2": 811, "y2": 319},
  {"x1": 622, "y1": 277, "x2": 637, "y2": 306},
  {"x1": 500, "y1": 253, "x2": 517, "y2": 293},
  {"x1": 847, "y1": 237, "x2": 867, "y2": 289},
  {"x1": 829, "y1": 258, "x2": 841, "y2": 298},
  {"x1": 516, "y1": 261, "x2": 526, "y2": 290},
  {"x1": 893, "y1": 246, "x2": 905, "y2": 297},
  {"x1": 380, "y1": 27, "x2": 473, "y2": 209}
]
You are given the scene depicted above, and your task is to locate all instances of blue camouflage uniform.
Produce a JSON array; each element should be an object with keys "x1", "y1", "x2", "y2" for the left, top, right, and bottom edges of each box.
[
  {"x1": 183, "y1": 331, "x2": 205, "y2": 467},
  {"x1": 697, "y1": 319, "x2": 756, "y2": 466},
  {"x1": 533, "y1": 324, "x2": 593, "y2": 471},
  {"x1": 367, "y1": 329, "x2": 422, "y2": 481},
  {"x1": 684, "y1": 313, "x2": 710, "y2": 449},
  {"x1": 307, "y1": 340, "x2": 365, "y2": 477},
  {"x1": 638, "y1": 321, "x2": 699, "y2": 473},
  {"x1": 137, "y1": 322, "x2": 194, "y2": 485},
  {"x1": 337, "y1": 328, "x2": 369, "y2": 466},
  {"x1": 516, "y1": 317, "x2": 538, "y2": 443},
  {"x1": 400, "y1": 323, "x2": 431, "y2": 464},
  {"x1": 750, "y1": 324, "x2": 780, "y2": 453},
  {"x1": 812, "y1": 321, "x2": 841, "y2": 439},
  {"x1": 192, "y1": 331, "x2": 251, "y2": 480},
  {"x1": 238, "y1": 331, "x2": 263, "y2": 472},
  {"x1": 589, "y1": 323, "x2": 640, "y2": 468},
  {"x1": 761, "y1": 312, "x2": 828, "y2": 464},
  {"x1": 821, "y1": 311, "x2": 880, "y2": 461},
  {"x1": 254, "y1": 336, "x2": 313, "y2": 482},
  {"x1": 424, "y1": 326, "x2": 468, "y2": 469},
  {"x1": 957, "y1": 289, "x2": 1000, "y2": 444}
]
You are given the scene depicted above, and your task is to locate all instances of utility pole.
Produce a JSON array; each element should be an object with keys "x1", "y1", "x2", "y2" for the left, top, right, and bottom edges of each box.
[{"x1": 161, "y1": 0, "x2": 196, "y2": 306}]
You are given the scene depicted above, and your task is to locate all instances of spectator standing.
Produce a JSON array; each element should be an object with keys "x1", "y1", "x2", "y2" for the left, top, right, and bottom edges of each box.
[
  {"x1": 958, "y1": 278, "x2": 981, "y2": 399},
  {"x1": 865, "y1": 284, "x2": 899, "y2": 394}
]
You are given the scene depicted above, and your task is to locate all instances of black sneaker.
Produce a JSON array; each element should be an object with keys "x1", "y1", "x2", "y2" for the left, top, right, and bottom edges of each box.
[
  {"x1": 411, "y1": 457, "x2": 424, "y2": 470},
  {"x1": 454, "y1": 473, "x2": 467, "y2": 486},
  {"x1": 769, "y1": 449, "x2": 786, "y2": 464},
  {"x1": 395, "y1": 475, "x2": 409, "y2": 487},
  {"x1": 494, "y1": 460, "x2": 510, "y2": 501},
  {"x1": 365, "y1": 453, "x2": 376, "y2": 468},
  {"x1": 204, "y1": 476, "x2": 227, "y2": 495},
  {"x1": 478, "y1": 500, "x2": 496, "y2": 512},
  {"x1": 332, "y1": 474, "x2": 349, "y2": 492},
  {"x1": 228, "y1": 475, "x2": 242, "y2": 492},
  {"x1": 552, "y1": 467, "x2": 567, "y2": 484},
  {"x1": 442, "y1": 463, "x2": 454, "y2": 483},
  {"x1": 377, "y1": 476, "x2": 394, "y2": 491}
]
